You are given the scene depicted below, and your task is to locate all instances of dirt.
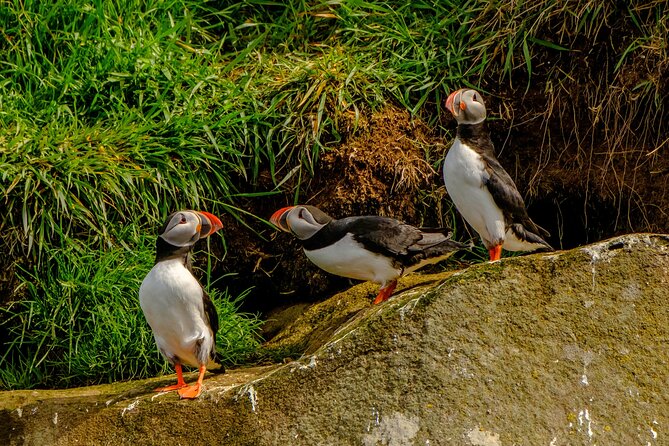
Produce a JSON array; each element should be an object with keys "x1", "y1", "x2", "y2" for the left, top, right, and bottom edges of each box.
[
  {"x1": 221, "y1": 90, "x2": 669, "y2": 320},
  {"x1": 221, "y1": 106, "x2": 450, "y2": 316},
  {"x1": 309, "y1": 107, "x2": 438, "y2": 221}
]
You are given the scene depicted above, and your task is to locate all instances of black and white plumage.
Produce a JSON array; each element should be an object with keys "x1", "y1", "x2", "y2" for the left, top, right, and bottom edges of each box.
[
  {"x1": 139, "y1": 210, "x2": 223, "y2": 399},
  {"x1": 270, "y1": 205, "x2": 467, "y2": 304},
  {"x1": 442, "y1": 88, "x2": 552, "y2": 261}
]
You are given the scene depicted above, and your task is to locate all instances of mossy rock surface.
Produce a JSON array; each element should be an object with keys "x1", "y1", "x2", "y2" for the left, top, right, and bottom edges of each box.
[{"x1": 2, "y1": 234, "x2": 669, "y2": 445}]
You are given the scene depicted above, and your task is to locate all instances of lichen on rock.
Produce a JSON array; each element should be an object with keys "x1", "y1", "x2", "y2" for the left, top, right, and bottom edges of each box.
[{"x1": 2, "y1": 234, "x2": 669, "y2": 445}]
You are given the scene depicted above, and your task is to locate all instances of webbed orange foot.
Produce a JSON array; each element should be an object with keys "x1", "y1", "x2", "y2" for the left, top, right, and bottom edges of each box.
[{"x1": 178, "y1": 383, "x2": 202, "y2": 399}]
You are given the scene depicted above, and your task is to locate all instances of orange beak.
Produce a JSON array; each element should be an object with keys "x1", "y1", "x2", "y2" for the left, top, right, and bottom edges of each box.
[
  {"x1": 445, "y1": 89, "x2": 464, "y2": 116},
  {"x1": 195, "y1": 211, "x2": 223, "y2": 238},
  {"x1": 270, "y1": 206, "x2": 294, "y2": 232}
]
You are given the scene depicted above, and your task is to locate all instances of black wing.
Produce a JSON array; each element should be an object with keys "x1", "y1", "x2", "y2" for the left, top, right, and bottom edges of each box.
[
  {"x1": 301, "y1": 215, "x2": 420, "y2": 253},
  {"x1": 482, "y1": 153, "x2": 550, "y2": 239},
  {"x1": 304, "y1": 215, "x2": 466, "y2": 267},
  {"x1": 201, "y1": 288, "x2": 219, "y2": 359},
  {"x1": 348, "y1": 217, "x2": 468, "y2": 267},
  {"x1": 342, "y1": 216, "x2": 424, "y2": 257}
]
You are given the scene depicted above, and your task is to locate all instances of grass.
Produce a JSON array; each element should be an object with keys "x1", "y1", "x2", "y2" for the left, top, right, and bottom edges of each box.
[
  {"x1": 1, "y1": 0, "x2": 666, "y2": 388},
  {"x1": 2, "y1": 0, "x2": 666, "y2": 257},
  {"x1": 0, "y1": 232, "x2": 262, "y2": 390}
]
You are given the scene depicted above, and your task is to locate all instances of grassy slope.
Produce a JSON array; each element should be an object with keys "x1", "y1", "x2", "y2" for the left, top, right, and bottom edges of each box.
[{"x1": 1, "y1": 0, "x2": 666, "y2": 389}]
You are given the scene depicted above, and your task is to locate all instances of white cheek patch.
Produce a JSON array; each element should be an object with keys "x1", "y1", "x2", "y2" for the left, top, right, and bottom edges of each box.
[{"x1": 161, "y1": 224, "x2": 199, "y2": 247}]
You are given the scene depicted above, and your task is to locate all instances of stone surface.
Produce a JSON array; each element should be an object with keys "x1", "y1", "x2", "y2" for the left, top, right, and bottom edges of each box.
[{"x1": 2, "y1": 233, "x2": 669, "y2": 445}]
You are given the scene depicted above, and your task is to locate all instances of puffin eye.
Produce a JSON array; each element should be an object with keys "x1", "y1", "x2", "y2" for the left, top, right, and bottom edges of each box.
[
  {"x1": 179, "y1": 214, "x2": 187, "y2": 224},
  {"x1": 298, "y1": 209, "x2": 305, "y2": 219}
]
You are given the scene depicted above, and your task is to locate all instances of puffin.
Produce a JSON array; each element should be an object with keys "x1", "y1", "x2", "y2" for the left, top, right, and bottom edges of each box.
[
  {"x1": 442, "y1": 88, "x2": 552, "y2": 261},
  {"x1": 139, "y1": 210, "x2": 223, "y2": 399},
  {"x1": 270, "y1": 205, "x2": 468, "y2": 304}
]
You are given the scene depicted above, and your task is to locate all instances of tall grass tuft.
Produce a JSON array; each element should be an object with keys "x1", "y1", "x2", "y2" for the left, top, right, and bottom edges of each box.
[
  {"x1": 0, "y1": 234, "x2": 261, "y2": 390},
  {"x1": 2, "y1": 0, "x2": 666, "y2": 258}
]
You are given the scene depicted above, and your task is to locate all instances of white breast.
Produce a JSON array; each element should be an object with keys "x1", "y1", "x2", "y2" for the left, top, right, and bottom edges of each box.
[
  {"x1": 139, "y1": 259, "x2": 213, "y2": 367},
  {"x1": 443, "y1": 139, "x2": 506, "y2": 246},
  {"x1": 304, "y1": 234, "x2": 401, "y2": 286}
]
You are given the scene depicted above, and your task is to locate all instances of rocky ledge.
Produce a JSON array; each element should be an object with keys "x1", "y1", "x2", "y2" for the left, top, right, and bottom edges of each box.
[{"x1": 2, "y1": 233, "x2": 668, "y2": 445}]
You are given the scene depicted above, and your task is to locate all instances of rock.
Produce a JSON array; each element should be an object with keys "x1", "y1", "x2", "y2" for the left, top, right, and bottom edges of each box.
[
  {"x1": 2, "y1": 234, "x2": 669, "y2": 445},
  {"x1": 263, "y1": 270, "x2": 459, "y2": 355}
]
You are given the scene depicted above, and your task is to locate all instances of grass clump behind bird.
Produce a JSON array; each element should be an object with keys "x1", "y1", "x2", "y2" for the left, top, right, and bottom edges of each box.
[{"x1": 0, "y1": 234, "x2": 261, "y2": 390}]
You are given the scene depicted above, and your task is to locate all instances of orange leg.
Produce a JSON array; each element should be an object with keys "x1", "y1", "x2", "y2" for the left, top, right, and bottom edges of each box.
[
  {"x1": 154, "y1": 363, "x2": 189, "y2": 392},
  {"x1": 373, "y1": 280, "x2": 398, "y2": 305},
  {"x1": 178, "y1": 364, "x2": 206, "y2": 399},
  {"x1": 488, "y1": 245, "x2": 502, "y2": 261}
]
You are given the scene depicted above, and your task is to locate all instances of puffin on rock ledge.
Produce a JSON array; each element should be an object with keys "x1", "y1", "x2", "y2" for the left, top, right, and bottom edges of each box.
[
  {"x1": 139, "y1": 210, "x2": 223, "y2": 399},
  {"x1": 442, "y1": 88, "x2": 553, "y2": 261},
  {"x1": 270, "y1": 205, "x2": 468, "y2": 304}
]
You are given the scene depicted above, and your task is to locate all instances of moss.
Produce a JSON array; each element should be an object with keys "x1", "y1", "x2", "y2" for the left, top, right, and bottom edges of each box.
[{"x1": 3, "y1": 234, "x2": 669, "y2": 445}]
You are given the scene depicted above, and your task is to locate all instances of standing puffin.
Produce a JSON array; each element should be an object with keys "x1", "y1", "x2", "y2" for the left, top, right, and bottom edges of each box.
[
  {"x1": 139, "y1": 210, "x2": 223, "y2": 399},
  {"x1": 442, "y1": 88, "x2": 552, "y2": 261},
  {"x1": 270, "y1": 205, "x2": 468, "y2": 304}
]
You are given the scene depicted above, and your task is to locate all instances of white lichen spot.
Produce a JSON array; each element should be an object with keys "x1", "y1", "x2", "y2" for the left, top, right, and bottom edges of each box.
[
  {"x1": 581, "y1": 246, "x2": 601, "y2": 291},
  {"x1": 577, "y1": 409, "x2": 594, "y2": 439},
  {"x1": 298, "y1": 355, "x2": 317, "y2": 371},
  {"x1": 651, "y1": 420, "x2": 658, "y2": 439},
  {"x1": 367, "y1": 406, "x2": 381, "y2": 432},
  {"x1": 31, "y1": 406, "x2": 38, "y2": 415},
  {"x1": 121, "y1": 399, "x2": 139, "y2": 417},
  {"x1": 52, "y1": 412, "x2": 58, "y2": 425},
  {"x1": 581, "y1": 239, "x2": 625, "y2": 293},
  {"x1": 362, "y1": 412, "x2": 420, "y2": 446},
  {"x1": 105, "y1": 399, "x2": 113, "y2": 406},
  {"x1": 15, "y1": 408, "x2": 22, "y2": 418},
  {"x1": 622, "y1": 282, "x2": 641, "y2": 301},
  {"x1": 151, "y1": 391, "x2": 169, "y2": 401},
  {"x1": 549, "y1": 437, "x2": 558, "y2": 446},
  {"x1": 564, "y1": 345, "x2": 594, "y2": 386},
  {"x1": 398, "y1": 297, "x2": 420, "y2": 321},
  {"x1": 246, "y1": 385, "x2": 258, "y2": 413},
  {"x1": 626, "y1": 386, "x2": 640, "y2": 397},
  {"x1": 466, "y1": 426, "x2": 501, "y2": 446}
]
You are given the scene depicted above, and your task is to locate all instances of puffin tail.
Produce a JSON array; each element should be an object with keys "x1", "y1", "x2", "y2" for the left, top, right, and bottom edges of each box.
[
  {"x1": 416, "y1": 228, "x2": 472, "y2": 252},
  {"x1": 534, "y1": 222, "x2": 551, "y2": 240},
  {"x1": 408, "y1": 230, "x2": 471, "y2": 265},
  {"x1": 421, "y1": 239, "x2": 472, "y2": 257},
  {"x1": 510, "y1": 223, "x2": 553, "y2": 252}
]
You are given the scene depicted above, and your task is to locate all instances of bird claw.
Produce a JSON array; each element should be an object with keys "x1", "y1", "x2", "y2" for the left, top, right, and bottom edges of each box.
[
  {"x1": 373, "y1": 280, "x2": 398, "y2": 304},
  {"x1": 178, "y1": 383, "x2": 202, "y2": 399}
]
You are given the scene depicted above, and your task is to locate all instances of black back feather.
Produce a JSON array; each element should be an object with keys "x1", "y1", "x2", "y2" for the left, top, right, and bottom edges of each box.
[
  {"x1": 458, "y1": 123, "x2": 551, "y2": 243},
  {"x1": 301, "y1": 215, "x2": 467, "y2": 268}
]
